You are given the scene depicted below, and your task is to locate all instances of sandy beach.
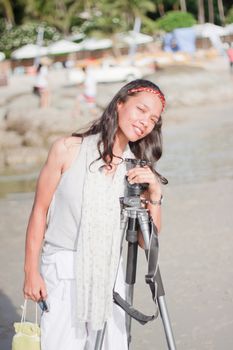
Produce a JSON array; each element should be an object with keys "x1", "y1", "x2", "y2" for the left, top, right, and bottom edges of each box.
[{"x1": 0, "y1": 56, "x2": 233, "y2": 349}]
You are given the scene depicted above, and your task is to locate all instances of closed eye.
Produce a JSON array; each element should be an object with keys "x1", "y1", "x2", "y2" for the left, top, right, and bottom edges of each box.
[
  {"x1": 150, "y1": 116, "x2": 158, "y2": 124},
  {"x1": 137, "y1": 106, "x2": 146, "y2": 113}
]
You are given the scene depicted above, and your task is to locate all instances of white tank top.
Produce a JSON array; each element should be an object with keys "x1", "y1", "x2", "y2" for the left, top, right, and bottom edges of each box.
[{"x1": 43, "y1": 136, "x2": 88, "y2": 254}]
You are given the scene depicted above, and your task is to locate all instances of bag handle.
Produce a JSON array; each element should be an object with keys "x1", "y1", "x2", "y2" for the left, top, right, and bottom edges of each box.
[{"x1": 20, "y1": 300, "x2": 39, "y2": 326}]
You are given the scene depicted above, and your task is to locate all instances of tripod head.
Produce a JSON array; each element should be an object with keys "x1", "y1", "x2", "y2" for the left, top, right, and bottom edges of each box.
[{"x1": 122, "y1": 158, "x2": 150, "y2": 208}]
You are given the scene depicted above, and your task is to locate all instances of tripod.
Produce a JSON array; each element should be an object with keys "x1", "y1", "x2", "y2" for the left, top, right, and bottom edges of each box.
[
  {"x1": 119, "y1": 203, "x2": 176, "y2": 350},
  {"x1": 95, "y1": 200, "x2": 176, "y2": 350},
  {"x1": 95, "y1": 159, "x2": 176, "y2": 350}
]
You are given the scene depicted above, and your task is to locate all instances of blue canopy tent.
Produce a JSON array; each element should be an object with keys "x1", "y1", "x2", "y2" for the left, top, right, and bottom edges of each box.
[
  {"x1": 173, "y1": 27, "x2": 196, "y2": 53},
  {"x1": 163, "y1": 27, "x2": 196, "y2": 53}
]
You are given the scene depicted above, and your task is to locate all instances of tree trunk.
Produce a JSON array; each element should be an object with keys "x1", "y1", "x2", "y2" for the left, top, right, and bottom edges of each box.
[
  {"x1": 180, "y1": 0, "x2": 187, "y2": 12},
  {"x1": 217, "y1": 0, "x2": 225, "y2": 24},
  {"x1": 173, "y1": 3, "x2": 179, "y2": 11},
  {"x1": 158, "y1": 2, "x2": 165, "y2": 17},
  {"x1": 208, "y1": 0, "x2": 214, "y2": 23},
  {"x1": 1, "y1": 0, "x2": 15, "y2": 27},
  {"x1": 198, "y1": 0, "x2": 205, "y2": 24}
]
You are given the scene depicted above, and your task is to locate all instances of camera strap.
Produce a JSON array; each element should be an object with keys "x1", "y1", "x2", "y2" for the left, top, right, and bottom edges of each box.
[{"x1": 113, "y1": 219, "x2": 159, "y2": 325}]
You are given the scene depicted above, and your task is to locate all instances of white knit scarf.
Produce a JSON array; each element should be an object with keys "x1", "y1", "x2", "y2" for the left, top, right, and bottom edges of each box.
[{"x1": 75, "y1": 134, "x2": 134, "y2": 330}]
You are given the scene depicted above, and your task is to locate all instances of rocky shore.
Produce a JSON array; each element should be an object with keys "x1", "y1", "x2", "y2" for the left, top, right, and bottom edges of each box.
[{"x1": 0, "y1": 55, "x2": 232, "y2": 174}]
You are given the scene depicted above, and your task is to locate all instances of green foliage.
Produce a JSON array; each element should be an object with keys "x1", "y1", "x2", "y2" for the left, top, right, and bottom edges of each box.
[
  {"x1": 3, "y1": 0, "x2": 232, "y2": 58},
  {"x1": 226, "y1": 6, "x2": 233, "y2": 24},
  {"x1": 77, "y1": 0, "x2": 156, "y2": 36},
  {"x1": 155, "y1": 11, "x2": 196, "y2": 32},
  {"x1": 141, "y1": 16, "x2": 158, "y2": 34},
  {"x1": 21, "y1": 0, "x2": 156, "y2": 35},
  {"x1": 23, "y1": 0, "x2": 82, "y2": 34},
  {"x1": 0, "y1": 20, "x2": 61, "y2": 58},
  {"x1": 77, "y1": 1, "x2": 128, "y2": 36}
]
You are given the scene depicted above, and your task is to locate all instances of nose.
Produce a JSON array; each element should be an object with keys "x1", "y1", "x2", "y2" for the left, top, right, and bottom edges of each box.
[{"x1": 139, "y1": 118, "x2": 148, "y2": 127}]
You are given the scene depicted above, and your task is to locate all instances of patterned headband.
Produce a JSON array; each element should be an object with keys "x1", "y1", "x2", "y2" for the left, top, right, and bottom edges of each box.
[{"x1": 128, "y1": 87, "x2": 166, "y2": 112}]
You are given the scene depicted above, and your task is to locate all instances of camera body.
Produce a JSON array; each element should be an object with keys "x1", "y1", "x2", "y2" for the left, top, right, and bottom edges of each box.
[{"x1": 123, "y1": 158, "x2": 150, "y2": 207}]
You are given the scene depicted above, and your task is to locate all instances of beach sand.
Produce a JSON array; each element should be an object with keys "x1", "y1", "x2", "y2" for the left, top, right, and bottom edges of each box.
[{"x1": 0, "y1": 57, "x2": 233, "y2": 349}]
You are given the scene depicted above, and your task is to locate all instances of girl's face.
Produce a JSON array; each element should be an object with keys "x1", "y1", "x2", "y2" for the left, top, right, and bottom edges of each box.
[{"x1": 117, "y1": 91, "x2": 163, "y2": 143}]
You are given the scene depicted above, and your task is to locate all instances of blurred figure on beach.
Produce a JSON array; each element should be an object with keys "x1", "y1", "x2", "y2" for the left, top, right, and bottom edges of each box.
[
  {"x1": 226, "y1": 43, "x2": 233, "y2": 73},
  {"x1": 33, "y1": 58, "x2": 50, "y2": 108},
  {"x1": 0, "y1": 52, "x2": 8, "y2": 87},
  {"x1": 83, "y1": 64, "x2": 97, "y2": 108},
  {"x1": 75, "y1": 61, "x2": 97, "y2": 117}
]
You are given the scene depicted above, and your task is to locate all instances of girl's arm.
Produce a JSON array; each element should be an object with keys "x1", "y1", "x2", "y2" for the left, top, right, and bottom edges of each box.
[
  {"x1": 143, "y1": 189, "x2": 162, "y2": 232},
  {"x1": 23, "y1": 137, "x2": 80, "y2": 301}
]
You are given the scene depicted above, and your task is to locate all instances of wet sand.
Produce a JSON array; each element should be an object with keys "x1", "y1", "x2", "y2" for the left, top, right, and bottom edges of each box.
[{"x1": 0, "y1": 72, "x2": 233, "y2": 348}]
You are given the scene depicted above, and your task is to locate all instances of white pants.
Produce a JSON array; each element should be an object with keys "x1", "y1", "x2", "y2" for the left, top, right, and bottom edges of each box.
[{"x1": 40, "y1": 251, "x2": 128, "y2": 350}]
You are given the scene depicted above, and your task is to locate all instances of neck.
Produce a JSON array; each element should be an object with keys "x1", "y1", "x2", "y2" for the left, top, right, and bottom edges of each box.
[{"x1": 113, "y1": 130, "x2": 128, "y2": 157}]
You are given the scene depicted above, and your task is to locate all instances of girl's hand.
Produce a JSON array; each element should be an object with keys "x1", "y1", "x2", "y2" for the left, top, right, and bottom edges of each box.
[
  {"x1": 126, "y1": 165, "x2": 162, "y2": 198},
  {"x1": 23, "y1": 271, "x2": 47, "y2": 302}
]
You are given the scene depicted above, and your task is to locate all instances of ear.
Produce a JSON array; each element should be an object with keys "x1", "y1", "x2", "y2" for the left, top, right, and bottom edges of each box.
[{"x1": 117, "y1": 101, "x2": 123, "y2": 111}]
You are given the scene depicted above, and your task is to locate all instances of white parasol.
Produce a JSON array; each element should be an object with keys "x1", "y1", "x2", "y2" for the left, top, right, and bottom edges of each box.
[
  {"x1": 11, "y1": 44, "x2": 48, "y2": 59},
  {"x1": 48, "y1": 40, "x2": 82, "y2": 55}
]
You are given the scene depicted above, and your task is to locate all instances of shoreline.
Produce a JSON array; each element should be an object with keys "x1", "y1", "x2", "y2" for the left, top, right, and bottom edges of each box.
[{"x1": 1, "y1": 99, "x2": 232, "y2": 198}]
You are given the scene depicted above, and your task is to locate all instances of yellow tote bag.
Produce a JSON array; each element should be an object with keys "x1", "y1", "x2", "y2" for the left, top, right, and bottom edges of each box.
[{"x1": 12, "y1": 300, "x2": 41, "y2": 350}]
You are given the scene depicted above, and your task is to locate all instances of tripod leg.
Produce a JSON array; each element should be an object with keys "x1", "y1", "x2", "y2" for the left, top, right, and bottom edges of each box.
[
  {"x1": 125, "y1": 284, "x2": 134, "y2": 346},
  {"x1": 156, "y1": 268, "x2": 176, "y2": 350},
  {"x1": 125, "y1": 241, "x2": 138, "y2": 347},
  {"x1": 94, "y1": 323, "x2": 107, "y2": 350},
  {"x1": 138, "y1": 212, "x2": 177, "y2": 350},
  {"x1": 125, "y1": 212, "x2": 138, "y2": 347},
  {"x1": 158, "y1": 296, "x2": 176, "y2": 350}
]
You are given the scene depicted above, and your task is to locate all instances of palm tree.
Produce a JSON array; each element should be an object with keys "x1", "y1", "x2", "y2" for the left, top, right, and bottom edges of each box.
[
  {"x1": 217, "y1": 0, "x2": 225, "y2": 24},
  {"x1": 198, "y1": 0, "x2": 205, "y2": 24},
  {"x1": 114, "y1": 0, "x2": 156, "y2": 29},
  {"x1": 155, "y1": 0, "x2": 165, "y2": 17},
  {"x1": 0, "y1": 0, "x2": 15, "y2": 27},
  {"x1": 208, "y1": 0, "x2": 214, "y2": 23},
  {"x1": 180, "y1": 0, "x2": 187, "y2": 12},
  {"x1": 25, "y1": 0, "x2": 83, "y2": 34}
]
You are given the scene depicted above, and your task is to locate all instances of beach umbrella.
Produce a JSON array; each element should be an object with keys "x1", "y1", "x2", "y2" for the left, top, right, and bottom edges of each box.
[
  {"x1": 193, "y1": 23, "x2": 226, "y2": 38},
  {"x1": 48, "y1": 40, "x2": 82, "y2": 55},
  {"x1": 11, "y1": 44, "x2": 48, "y2": 59},
  {"x1": 66, "y1": 33, "x2": 86, "y2": 42},
  {"x1": 80, "y1": 38, "x2": 112, "y2": 51},
  {"x1": 224, "y1": 24, "x2": 233, "y2": 35},
  {"x1": 118, "y1": 31, "x2": 153, "y2": 45}
]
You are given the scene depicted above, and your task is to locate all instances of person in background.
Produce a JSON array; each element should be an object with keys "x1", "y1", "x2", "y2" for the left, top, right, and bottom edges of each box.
[
  {"x1": 33, "y1": 59, "x2": 50, "y2": 108},
  {"x1": 83, "y1": 64, "x2": 97, "y2": 108},
  {"x1": 226, "y1": 43, "x2": 233, "y2": 73},
  {"x1": 74, "y1": 62, "x2": 97, "y2": 117}
]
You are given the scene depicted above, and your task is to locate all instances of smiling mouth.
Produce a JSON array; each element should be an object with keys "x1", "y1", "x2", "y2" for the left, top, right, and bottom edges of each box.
[{"x1": 133, "y1": 125, "x2": 144, "y2": 136}]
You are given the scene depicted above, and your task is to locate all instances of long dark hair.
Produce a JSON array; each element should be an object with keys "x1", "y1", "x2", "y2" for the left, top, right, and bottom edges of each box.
[{"x1": 72, "y1": 79, "x2": 168, "y2": 184}]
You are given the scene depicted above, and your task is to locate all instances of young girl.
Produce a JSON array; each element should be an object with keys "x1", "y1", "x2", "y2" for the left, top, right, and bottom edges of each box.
[{"x1": 23, "y1": 79, "x2": 167, "y2": 349}]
